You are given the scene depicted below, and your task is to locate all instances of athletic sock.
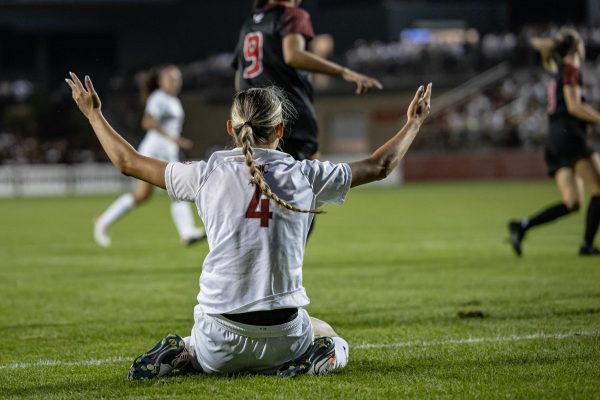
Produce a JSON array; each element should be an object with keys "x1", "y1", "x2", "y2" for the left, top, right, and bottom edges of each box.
[
  {"x1": 97, "y1": 193, "x2": 135, "y2": 230},
  {"x1": 171, "y1": 201, "x2": 197, "y2": 239},
  {"x1": 583, "y1": 196, "x2": 600, "y2": 247},
  {"x1": 522, "y1": 203, "x2": 572, "y2": 232}
]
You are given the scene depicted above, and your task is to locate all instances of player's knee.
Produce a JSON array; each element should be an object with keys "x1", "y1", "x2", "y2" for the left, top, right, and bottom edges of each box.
[
  {"x1": 134, "y1": 191, "x2": 153, "y2": 203},
  {"x1": 589, "y1": 182, "x2": 600, "y2": 197},
  {"x1": 565, "y1": 200, "x2": 580, "y2": 212}
]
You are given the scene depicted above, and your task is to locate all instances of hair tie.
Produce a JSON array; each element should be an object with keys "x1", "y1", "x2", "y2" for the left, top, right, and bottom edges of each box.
[{"x1": 241, "y1": 121, "x2": 253, "y2": 129}]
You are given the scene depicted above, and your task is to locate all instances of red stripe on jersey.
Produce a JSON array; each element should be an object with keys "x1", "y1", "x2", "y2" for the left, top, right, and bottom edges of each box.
[{"x1": 562, "y1": 63, "x2": 581, "y2": 86}]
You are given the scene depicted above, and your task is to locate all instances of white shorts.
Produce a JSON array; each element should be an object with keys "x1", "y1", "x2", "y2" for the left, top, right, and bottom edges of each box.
[
  {"x1": 189, "y1": 305, "x2": 313, "y2": 375},
  {"x1": 138, "y1": 133, "x2": 179, "y2": 162}
]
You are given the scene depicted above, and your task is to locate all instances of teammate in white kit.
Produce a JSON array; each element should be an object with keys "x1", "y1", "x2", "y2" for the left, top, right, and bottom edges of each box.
[
  {"x1": 66, "y1": 72, "x2": 431, "y2": 378},
  {"x1": 93, "y1": 65, "x2": 205, "y2": 247}
]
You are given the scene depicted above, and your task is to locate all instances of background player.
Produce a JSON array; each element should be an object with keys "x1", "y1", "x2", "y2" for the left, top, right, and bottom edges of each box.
[
  {"x1": 93, "y1": 65, "x2": 205, "y2": 247},
  {"x1": 508, "y1": 28, "x2": 600, "y2": 256},
  {"x1": 232, "y1": 0, "x2": 383, "y2": 161},
  {"x1": 66, "y1": 71, "x2": 431, "y2": 378}
]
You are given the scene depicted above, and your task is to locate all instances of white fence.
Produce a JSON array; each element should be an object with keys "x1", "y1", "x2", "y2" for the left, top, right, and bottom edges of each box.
[
  {"x1": 0, "y1": 164, "x2": 133, "y2": 197},
  {"x1": 0, "y1": 157, "x2": 402, "y2": 198}
]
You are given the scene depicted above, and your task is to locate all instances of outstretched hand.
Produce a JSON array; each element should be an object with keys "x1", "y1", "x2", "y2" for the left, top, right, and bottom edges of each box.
[
  {"x1": 65, "y1": 72, "x2": 102, "y2": 119},
  {"x1": 407, "y1": 83, "x2": 432, "y2": 126},
  {"x1": 341, "y1": 68, "x2": 383, "y2": 95}
]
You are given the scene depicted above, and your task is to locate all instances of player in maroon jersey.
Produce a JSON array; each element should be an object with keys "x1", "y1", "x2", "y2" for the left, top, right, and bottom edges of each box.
[
  {"x1": 232, "y1": 0, "x2": 382, "y2": 161},
  {"x1": 508, "y1": 28, "x2": 600, "y2": 256}
]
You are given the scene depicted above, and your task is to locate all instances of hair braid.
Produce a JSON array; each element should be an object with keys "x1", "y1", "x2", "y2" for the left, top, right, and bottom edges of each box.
[{"x1": 237, "y1": 124, "x2": 322, "y2": 215}]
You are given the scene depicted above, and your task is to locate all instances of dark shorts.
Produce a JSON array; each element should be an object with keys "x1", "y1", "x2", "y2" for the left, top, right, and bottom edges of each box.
[
  {"x1": 280, "y1": 107, "x2": 319, "y2": 161},
  {"x1": 544, "y1": 119, "x2": 593, "y2": 176}
]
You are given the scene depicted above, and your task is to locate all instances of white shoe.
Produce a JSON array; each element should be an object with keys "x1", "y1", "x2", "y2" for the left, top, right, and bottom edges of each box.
[
  {"x1": 94, "y1": 218, "x2": 111, "y2": 248},
  {"x1": 181, "y1": 228, "x2": 207, "y2": 246}
]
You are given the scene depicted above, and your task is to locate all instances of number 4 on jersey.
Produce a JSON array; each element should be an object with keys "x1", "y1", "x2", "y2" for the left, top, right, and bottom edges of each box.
[
  {"x1": 243, "y1": 32, "x2": 264, "y2": 79},
  {"x1": 245, "y1": 186, "x2": 272, "y2": 227}
]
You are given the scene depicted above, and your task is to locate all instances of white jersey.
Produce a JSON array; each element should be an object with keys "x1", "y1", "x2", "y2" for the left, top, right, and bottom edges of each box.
[
  {"x1": 165, "y1": 148, "x2": 352, "y2": 314},
  {"x1": 138, "y1": 89, "x2": 184, "y2": 161}
]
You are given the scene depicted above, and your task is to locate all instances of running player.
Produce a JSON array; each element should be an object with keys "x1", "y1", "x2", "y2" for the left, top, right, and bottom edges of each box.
[
  {"x1": 508, "y1": 28, "x2": 600, "y2": 256},
  {"x1": 93, "y1": 65, "x2": 205, "y2": 247},
  {"x1": 66, "y1": 72, "x2": 431, "y2": 378},
  {"x1": 232, "y1": 0, "x2": 383, "y2": 161}
]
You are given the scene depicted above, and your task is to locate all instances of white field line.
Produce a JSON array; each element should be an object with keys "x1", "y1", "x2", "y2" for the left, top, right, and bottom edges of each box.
[
  {"x1": 0, "y1": 331, "x2": 597, "y2": 371},
  {"x1": 0, "y1": 356, "x2": 129, "y2": 371},
  {"x1": 353, "y1": 330, "x2": 599, "y2": 349}
]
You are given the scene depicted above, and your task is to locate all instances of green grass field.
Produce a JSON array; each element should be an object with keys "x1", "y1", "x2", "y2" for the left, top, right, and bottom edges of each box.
[{"x1": 1, "y1": 181, "x2": 599, "y2": 399}]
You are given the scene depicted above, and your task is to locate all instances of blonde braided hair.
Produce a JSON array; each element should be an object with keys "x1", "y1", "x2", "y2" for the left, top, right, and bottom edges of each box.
[{"x1": 231, "y1": 87, "x2": 323, "y2": 214}]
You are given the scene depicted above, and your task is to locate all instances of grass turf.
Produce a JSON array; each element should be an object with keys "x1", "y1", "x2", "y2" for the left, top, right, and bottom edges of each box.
[{"x1": 0, "y1": 181, "x2": 599, "y2": 399}]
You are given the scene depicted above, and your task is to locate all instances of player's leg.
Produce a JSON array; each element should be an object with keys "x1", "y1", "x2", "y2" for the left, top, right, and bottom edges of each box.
[
  {"x1": 311, "y1": 316, "x2": 338, "y2": 337},
  {"x1": 311, "y1": 317, "x2": 349, "y2": 372},
  {"x1": 576, "y1": 153, "x2": 599, "y2": 215},
  {"x1": 592, "y1": 152, "x2": 600, "y2": 172},
  {"x1": 575, "y1": 158, "x2": 600, "y2": 255},
  {"x1": 170, "y1": 201, "x2": 206, "y2": 245},
  {"x1": 508, "y1": 167, "x2": 580, "y2": 256},
  {"x1": 93, "y1": 180, "x2": 153, "y2": 247}
]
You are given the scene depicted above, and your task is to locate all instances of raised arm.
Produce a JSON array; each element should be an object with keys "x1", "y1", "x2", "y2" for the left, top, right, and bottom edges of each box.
[
  {"x1": 349, "y1": 83, "x2": 432, "y2": 187},
  {"x1": 66, "y1": 72, "x2": 167, "y2": 189},
  {"x1": 283, "y1": 34, "x2": 383, "y2": 95},
  {"x1": 531, "y1": 37, "x2": 558, "y2": 73}
]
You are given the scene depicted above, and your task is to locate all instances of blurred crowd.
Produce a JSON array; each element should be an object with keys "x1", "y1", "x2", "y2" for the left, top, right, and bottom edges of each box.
[
  {"x1": 0, "y1": 132, "x2": 101, "y2": 164},
  {"x1": 3, "y1": 24, "x2": 600, "y2": 164},
  {"x1": 345, "y1": 25, "x2": 600, "y2": 80},
  {"x1": 420, "y1": 57, "x2": 600, "y2": 151}
]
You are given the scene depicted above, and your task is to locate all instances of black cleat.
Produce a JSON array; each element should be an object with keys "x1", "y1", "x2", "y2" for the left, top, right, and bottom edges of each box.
[
  {"x1": 508, "y1": 220, "x2": 525, "y2": 257},
  {"x1": 579, "y1": 245, "x2": 600, "y2": 256},
  {"x1": 128, "y1": 334, "x2": 185, "y2": 381},
  {"x1": 277, "y1": 337, "x2": 336, "y2": 378}
]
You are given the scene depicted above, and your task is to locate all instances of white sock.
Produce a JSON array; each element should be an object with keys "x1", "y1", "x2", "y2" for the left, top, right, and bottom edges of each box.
[
  {"x1": 97, "y1": 193, "x2": 135, "y2": 230},
  {"x1": 171, "y1": 201, "x2": 197, "y2": 239}
]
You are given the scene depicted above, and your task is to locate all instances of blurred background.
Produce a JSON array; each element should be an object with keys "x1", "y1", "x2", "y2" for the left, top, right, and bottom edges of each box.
[{"x1": 2, "y1": 0, "x2": 600, "y2": 195}]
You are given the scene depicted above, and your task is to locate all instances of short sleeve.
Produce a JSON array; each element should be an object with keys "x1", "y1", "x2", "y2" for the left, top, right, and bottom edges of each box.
[
  {"x1": 562, "y1": 64, "x2": 581, "y2": 86},
  {"x1": 165, "y1": 161, "x2": 207, "y2": 202},
  {"x1": 300, "y1": 160, "x2": 352, "y2": 205},
  {"x1": 281, "y1": 7, "x2": 315, "y2": 40},
  {"x1": 144, "y1": 92, "x2": 163, "y2": 119}
]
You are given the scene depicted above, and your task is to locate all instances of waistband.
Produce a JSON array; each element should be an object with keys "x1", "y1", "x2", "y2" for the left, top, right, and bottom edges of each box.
[
  {"x1": 212, "y1": 309, "x2": 305, "y2": 338},
  {"x1": 221, "y1": 308, "x2": 298, "y2": 326}
]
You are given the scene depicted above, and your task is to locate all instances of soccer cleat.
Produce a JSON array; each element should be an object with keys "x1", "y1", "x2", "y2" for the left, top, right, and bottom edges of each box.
[
  {"x1": 579, "y1": 245, "x2": 600, "y2": 256},
  {"x1": 93, "y1": 217, "x2": 111, "y2": 248},
  {"x1": 277, "y1": 336, "x2": 336, "y2": 378},
  {"x1": 508, "y1": 220, "x2": 524, "y2": 257},
  {"x1": 128, "y1": 334, "x2": 185, "y2": 380},
  {"x1": 182, "y1": 228, "x2": 207, "y2": 246}
]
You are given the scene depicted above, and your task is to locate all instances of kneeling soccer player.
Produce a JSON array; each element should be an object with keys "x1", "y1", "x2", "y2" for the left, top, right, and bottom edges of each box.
[{"x1": 66, "y1": 72, "x2": 431, "y2": 378}]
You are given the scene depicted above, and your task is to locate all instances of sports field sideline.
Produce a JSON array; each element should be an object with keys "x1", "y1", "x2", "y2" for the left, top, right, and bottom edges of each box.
[{"x1": 1, "y1": 181, "x2": 598, "y2": 399}]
